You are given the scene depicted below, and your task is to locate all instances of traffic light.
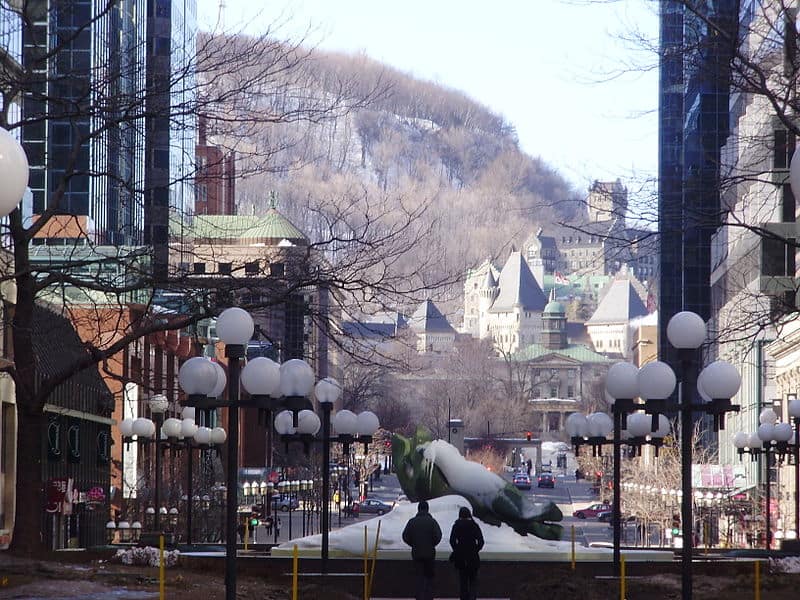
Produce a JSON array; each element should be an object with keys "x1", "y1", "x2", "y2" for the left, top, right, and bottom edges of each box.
[
  {"x1": 671, "y1": 513, "x2": 681, "y2": 535},
  {"x1": 526, "y1": 431, "x2": 532, "y2": 441},
  {"x1": 250, "y1": 515, "x2": 259, "y2": 528}
]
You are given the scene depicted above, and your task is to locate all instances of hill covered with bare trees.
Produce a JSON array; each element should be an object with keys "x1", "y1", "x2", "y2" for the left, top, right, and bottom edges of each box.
[{"x1": 202, "y1": 37, "x2": 582, "y2": 302}]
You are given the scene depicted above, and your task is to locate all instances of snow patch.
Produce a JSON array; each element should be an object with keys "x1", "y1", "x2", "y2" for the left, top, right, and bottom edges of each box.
[
  {"x1": 771, "y1": 556, "x2": 800, "y2": 573},
  {"x1": 277, "y1": 495, "x2": 594, "y2": 556}
]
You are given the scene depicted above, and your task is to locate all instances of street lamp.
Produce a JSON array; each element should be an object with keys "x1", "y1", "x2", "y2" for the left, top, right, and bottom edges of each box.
[
  {"x1": 178, "y1": 307, "x2": 323, "y2": 600},
  {"x1": 276, "y1": 379, "x2": 380, "y2": 574},
  {"x1": 177, "y1": 307, "x2": 253, "y2": 600},
  {"x1": 567, "y1": 408, "x2": 670, "y2": 575},
  {"x1": 0, "y1": 127, "x2": 29, "y2": 217},
  {"x1": 734, "y1": 406, "x2": 799, "y2": 549},
  {"x1": 663, "y1": 311, "x2": 741, "y2": 600},
  {"x1": 603, "y1": 358, "x2": 675, "y2": 577},
  {"x1": 118, "y1": 394, "x2": 169, "y2": 530}
]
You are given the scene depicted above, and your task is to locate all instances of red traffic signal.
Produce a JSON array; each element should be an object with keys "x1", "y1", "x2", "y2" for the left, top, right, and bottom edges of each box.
[{"x1": 525, "y1": 431, "x2": 532, "y2": 441}]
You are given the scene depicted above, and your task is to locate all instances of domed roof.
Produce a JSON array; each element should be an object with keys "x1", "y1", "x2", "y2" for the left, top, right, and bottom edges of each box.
[
  {"x1": 544, "y1": 299, "x2": 565, "y2": 315},
  {"x1": 543, "y1": 288, "x2": 564, "y2": 315}
]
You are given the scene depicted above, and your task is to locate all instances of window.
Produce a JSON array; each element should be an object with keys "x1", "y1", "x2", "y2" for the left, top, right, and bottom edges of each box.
[
  {"x1": 245, "y1": 261, "x2": 259, "y2": 275},
  {"x1": 762, "y1": 237, "x2": 796, "y2": 276},
  {"x1": 782, "y1": 184, "x2": 796, "y2": 223},
  {"x1": 550, "y1": 386, "x2": 558, "y2": 397},
  {"x1": 218, "y1": 263, "x2": 232, "y2": 275},
  {"x1": 567, "y1": 386, "x2": 574, "y2": 398},
  {"x1": 193, "y1": 262, "x2": 206, "y2": 274},
  {"x1": 774, "y1": 129, "x2": 795, "y2": 169},
  {"x1": 270, "y1": 263, "x2": 285, "y2": 277}
]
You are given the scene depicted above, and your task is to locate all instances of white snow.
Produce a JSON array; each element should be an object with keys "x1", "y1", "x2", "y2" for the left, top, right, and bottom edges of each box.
[
  {"x1": 419, "y1": 440, "x2": 554, "y2": 520},
  {"x1": 277, "y1": 495, "x2": 569, "y2": 556},
  {"x1": 272, "y1": 495, "x2": 673, "y2": 562},
  {"x1": 771, "y1": 556, "x2": 800, "y2": 573}
]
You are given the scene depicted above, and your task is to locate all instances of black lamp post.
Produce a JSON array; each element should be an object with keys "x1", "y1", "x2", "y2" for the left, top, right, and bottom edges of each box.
[
  {"x1": 178, "y1": 308, "x2": 319, "y2": 600},
  {"x1": 275, "y1": 385, "x2": 380, "y2": 574},
  {"x1": 119, "y1": 394, "x2": 171, "y2": 530},
  {"x1": 733, "y1": 406, "x2": 800, "y2": 549},
  {"x1": 661, "y1": 311, "x2": 741, "y2": 600},
  {"x1": 567, "y1": 407, "x2": 670, "y2": 577}
]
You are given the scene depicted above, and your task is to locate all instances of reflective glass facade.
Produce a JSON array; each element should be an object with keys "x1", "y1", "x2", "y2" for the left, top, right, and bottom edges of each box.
[
  {"x1": 658, "y1": 0, "x2": 737, "y2": 369},
  {"x1": 20, "y1": 0, "x2": 147, "y2": 246},
  {"x1": 145, "y1": 0, "x2": 197, "y2": 278}
]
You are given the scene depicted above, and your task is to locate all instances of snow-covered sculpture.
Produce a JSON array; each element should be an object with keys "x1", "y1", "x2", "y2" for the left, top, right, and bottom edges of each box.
[{"x1": 392, "y1": 428, "x2": 563, "y2": 540}]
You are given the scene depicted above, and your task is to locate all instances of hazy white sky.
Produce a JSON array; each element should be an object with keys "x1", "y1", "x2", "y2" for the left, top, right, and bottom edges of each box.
[{"x1": 198, "y1": 0, "x2": 659, "y2": 191}]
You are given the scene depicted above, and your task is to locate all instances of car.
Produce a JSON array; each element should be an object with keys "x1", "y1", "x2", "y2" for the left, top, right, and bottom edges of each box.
[
  {"x1": 537, "y1": 473, "x2": 555, "y2": 488},
  {"x1": 271, "y1": 494, "x2": 299, "y2": 511},
  {"x1": 357, "y1": 499, "x2": 393, "y2": 515},
  {"x1": 572, "y1": 503, "x2": 610, "y2": 519},
  {"x1": 513, "y1": 473, "x2": 532, "y2": 490},
  {"x1": 598, "y1": 511, "x2": 637, "y2": 524}
]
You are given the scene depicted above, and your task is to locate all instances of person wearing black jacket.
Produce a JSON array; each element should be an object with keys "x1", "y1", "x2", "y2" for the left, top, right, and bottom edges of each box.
[
  {"x1": 402, "y1": 500, "x2": 442, "y2": 600},
  {"x1": 449, "y1": 506, "x2": 484, "y2": 600}
]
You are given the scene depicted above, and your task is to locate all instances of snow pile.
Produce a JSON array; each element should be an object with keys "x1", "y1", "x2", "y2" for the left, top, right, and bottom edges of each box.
[
  {"x1": 421, "y1": 440, "x2": 554, "y2": 520},
  {"x1": 114, "y1": 546, "x2": 180, "y2": 567},
  {"x1": 770, "y1": 556, "x2": 800, "y2": 573},
  {"x1": 278, "y1": 495, "x2": 595, "y2": 557}
]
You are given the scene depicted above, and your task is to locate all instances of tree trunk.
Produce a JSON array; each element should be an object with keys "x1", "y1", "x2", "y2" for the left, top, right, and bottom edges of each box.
[{"x1": 10, "y1": 407, "x2": 46, "y2": 555}]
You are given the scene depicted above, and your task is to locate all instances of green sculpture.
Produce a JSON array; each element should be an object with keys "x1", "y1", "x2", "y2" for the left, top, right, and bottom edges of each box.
[{"x1": 392, "y1": 428, "x2": 563, "y2": 540}]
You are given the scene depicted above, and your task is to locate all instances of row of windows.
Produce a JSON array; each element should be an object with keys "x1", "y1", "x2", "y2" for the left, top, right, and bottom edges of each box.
[
  {"x1": 179, "y1": 261, "x2": 285, "y2": 277},
  {"x1": 561, "y1": 236, "x2": 601, "y2": 244},
  {"x1": 594, "y1": 338, "x2": 622, "y2": 349},
  {"x1": 531, "y1": 386, "x2": 575, "y2": 399},
  {"x1": 533, "y1": 368, "x2": 577, "y2": 379}
]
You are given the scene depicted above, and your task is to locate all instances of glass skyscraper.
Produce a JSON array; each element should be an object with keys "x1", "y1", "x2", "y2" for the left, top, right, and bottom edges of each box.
[
  {"x1": 658, "y1": 0, "x2": 737, "y2": 369},
  {"x1": 15, "y1": 0, "x2": 196, "y2": 263}
]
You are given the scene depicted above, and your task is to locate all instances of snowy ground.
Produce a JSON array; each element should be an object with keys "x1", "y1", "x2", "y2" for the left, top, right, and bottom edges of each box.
[{"x1": 271, "y1": 494, "x2": 670, "y2": 562}]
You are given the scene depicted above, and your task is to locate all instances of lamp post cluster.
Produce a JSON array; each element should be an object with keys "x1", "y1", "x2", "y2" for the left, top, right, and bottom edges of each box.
[
  {"x1": 566, "y1": 409, "x2": 671, "y2": 573},
  {"x1": 275, "y1": 377, "x2": 380, "y2": 574},
  {"x1": 733, "y1": 400, "x2": 800, "y2": 548},
  {"x1": 117, "y1": 395, "x2": 227, "y2": 538},
  {"x1": 177, "y1": 307, "x2": 359, "y2": 600},
  {"x1": 584, "y1": 311, "x2": 741, "y2": 600}
]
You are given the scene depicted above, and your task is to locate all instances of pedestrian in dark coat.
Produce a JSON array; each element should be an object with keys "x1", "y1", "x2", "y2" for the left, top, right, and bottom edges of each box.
[
  {"x1": 449, "y1": 506, "x2": 484, "y2": 600},
  {"x1": 402, "y1": 500, "x2": 442, "y2": 600}
]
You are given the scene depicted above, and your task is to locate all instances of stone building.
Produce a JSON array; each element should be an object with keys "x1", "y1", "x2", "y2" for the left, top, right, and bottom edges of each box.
[
  {"x1": 513, "y1": 291, "x2": 611, "y2": 437},
  {"x1": 585, "y1": 276, "x2": 649, "y2": 359},
  {"x1": 172, "y1": 199, "x2": 332, "y2": 469},
  {"x1": 461, "y1": 251, "x2": 548, "y2": 354},
  {"x1": 409, "y1": 300, "x2": 457, "y2": 353}
]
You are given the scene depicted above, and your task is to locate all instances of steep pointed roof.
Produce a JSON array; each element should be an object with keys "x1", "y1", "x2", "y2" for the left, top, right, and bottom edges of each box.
[
  {"x1": 488, "y1": 251, "x2": 548, "y2": 312},
  {"x1": 586, "y1": 278, "x2": 648, "y2": 325},
  {"x1": 484, "y1": 267, "x2": 497, "y2": 288},
  {"x1": 409, "y1": 299, "x2": 456, "y2": 333}
]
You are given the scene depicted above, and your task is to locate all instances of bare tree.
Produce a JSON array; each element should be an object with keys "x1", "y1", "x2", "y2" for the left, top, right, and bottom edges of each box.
[{"x1": 0, "y1": 3, "x2": 458, "y2": 555}]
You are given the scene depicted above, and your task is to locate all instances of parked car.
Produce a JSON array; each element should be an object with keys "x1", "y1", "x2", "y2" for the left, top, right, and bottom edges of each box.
[
  {"x1": 537, "y1": 473, "x2": 555, "y2": 488},
  {"x1": 572, "y1": 503, "x2": 611, "y2": 519},
  {"x1": 598, "y1": 511, "x2": 637, "y2": 524},
  {"x1": 271, "y1": 494, "x2": 299, "y2": 511},
  {"x1": 513, "y1": 473, "x2": 532, "y2": 490},
  {"x1": 358, "y1": 499, "x2": 393, "y2": 515}
]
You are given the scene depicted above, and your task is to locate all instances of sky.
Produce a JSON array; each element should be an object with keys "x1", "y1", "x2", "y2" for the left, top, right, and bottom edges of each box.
[{"x1": 197, "y1": 0, "x2": 659, "y2": 192}]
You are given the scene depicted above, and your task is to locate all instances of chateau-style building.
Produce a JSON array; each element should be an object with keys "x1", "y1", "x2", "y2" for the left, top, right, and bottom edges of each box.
[{"x1": 462, "y1": 251, "x2": 548, "y2": 354}]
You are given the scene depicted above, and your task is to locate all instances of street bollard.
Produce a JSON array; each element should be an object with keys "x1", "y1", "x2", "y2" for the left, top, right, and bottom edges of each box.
[
  {"x1": 292, "y1": 545, "x2": 299, "y2": 600},
  {"x1": 755, "y1": 560, "x2": 760, "y2": 600},
  {"x1": 159, "y1": 534, "x2": 165, "y2": 600},
  {"x1": 571, "y1": 525, "x2": 576, "y2": 570}
]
